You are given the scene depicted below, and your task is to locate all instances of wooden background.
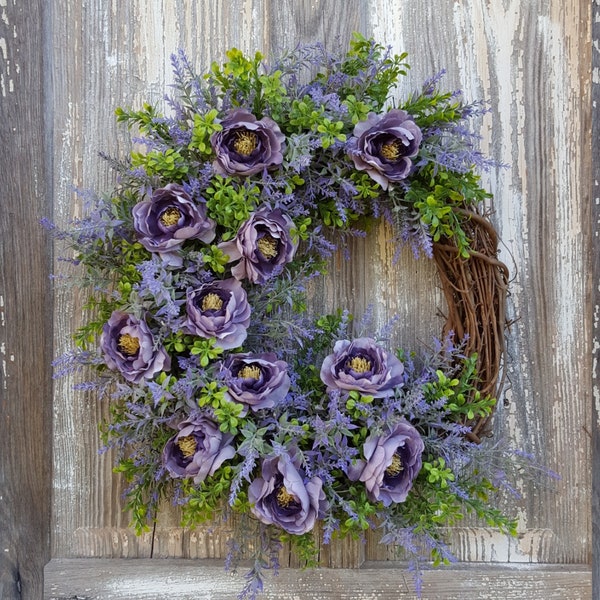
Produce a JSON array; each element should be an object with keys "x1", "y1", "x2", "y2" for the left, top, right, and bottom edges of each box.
[{"x1": 0, "y1": 0, "x2": 594, "y2": 598}]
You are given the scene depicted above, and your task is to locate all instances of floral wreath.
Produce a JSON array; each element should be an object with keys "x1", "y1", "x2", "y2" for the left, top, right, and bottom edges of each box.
[{"x1": 51, "y1": 35, "x2": 536, "y2": 599}]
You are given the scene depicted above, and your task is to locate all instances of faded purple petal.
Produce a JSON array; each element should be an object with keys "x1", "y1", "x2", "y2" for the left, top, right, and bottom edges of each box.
[
  {"x1": 320, "y1": 337, "x2": 404, "y2": 398},
  {"x1": 163, "y1": 415, "x2": 235, "y2": 483},
  {"x1": 220, "y1": 352, "x2": 291, "y2": 413},
  {"x1": 211, "y1": 108, "x2": 285, "y2": 177},
  {"x1": 100, "y1": 311, "x2": 170, "y2": 383},
  {"x1": 183, "y1": 278, "x2": 251, "y2": 350},
  {"x1": 348, "y1": 421, "x2": 424, "y2": 506},
  {"x1": 219, "y1": 208, "x2": 298, "y2": 284},
  {"x1": 132, "y1": 183, "x2": 216, "y2": 266},
  {"x1": 248, "y1": 455, "x2": 327, "y2": 535},
  {"x1": 348, "y1": 109, "x2": 422, "y2": 190}
]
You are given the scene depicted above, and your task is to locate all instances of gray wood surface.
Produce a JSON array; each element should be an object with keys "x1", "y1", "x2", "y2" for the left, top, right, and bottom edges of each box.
[
  {"x1": 43, "y1": 0, "x2": 593, "y2": 598},
  {"x1": 0, "y1": 2, "x2": 53, "y2": 599},
  {"x1": 592, "y1": 3, "x2": 599, "y2": 600},
  {"x1": 44, "y1": 559, "x2": 591, "y2": 600}
]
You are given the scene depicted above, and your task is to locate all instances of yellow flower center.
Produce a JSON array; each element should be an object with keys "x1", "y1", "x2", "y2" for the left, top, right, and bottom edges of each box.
[
  {"x1": 385, "y1": 454, "x2": 404, "y2": 477},
  {"x1": 159, "y1": 207, "x2": 182, "y2": 227},
  {"x1": 257, "y1": 234, "x2": 279, "y2": 259},
  {"x1": 380, "y1": 140, "x2": 402, "y2": 161},
  {"x1": 118, "y1": 333, "x2": 140, "y2": 355},
  {"x1": 201, "y1": 293, "x2": 224, "y2": 311},
  {"x1": 346, "y1": 356, "x2": 371, "y2": 374},
  {"x1": 239, "y1": 364, "x2": 262, "y2": 380},
  {"x1": 177, "y1": 435, "x2": 197, "y2": 458},
  {"x1": 233, "y1": 130, "x2": 258, "y2": 156},
  {"x1": 276, "y1": 486, "x2": 296, "y2": 508}
]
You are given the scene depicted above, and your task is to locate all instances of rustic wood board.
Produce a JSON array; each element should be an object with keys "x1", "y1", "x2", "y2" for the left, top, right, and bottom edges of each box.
[
  {"x1": 47, "y1": 0, "x2": 593, "y2": 596},
  {"x1": 591, "y1": 2, "x2": 600, "y2": 599},
  {"x1": 0, "y1": 1, "x2": 53, "y2": 599},
  {"x1": 44, "y1": 559, "x2": 591, "y2": 600}
]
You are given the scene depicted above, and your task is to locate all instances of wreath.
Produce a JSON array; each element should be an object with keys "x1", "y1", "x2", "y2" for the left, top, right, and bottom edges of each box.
[{"x1": 52, "y1": 35, "x2": 532, "y2": 598}]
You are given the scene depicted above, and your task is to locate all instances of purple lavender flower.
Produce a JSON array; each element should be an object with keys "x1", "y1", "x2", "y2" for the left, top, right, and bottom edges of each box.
[
  {"x1": 183, "y1": 278, "x2": 251, "y2": 350},
  {"x1": 348, "y1": 421, "x2": 424, "y2": 506},
  {"x1": 219, "y1": 208, "x2": 298, "y2": 283},
  {"x1": 220, "y1": 352, "x2": 291, "y2": 414},
  {"x1": 132, "y1": 184, "x2": 216, "y2": 267},
  {"x1": 248, "y1": 455, "x2": 327, "y2": 535},
  {"x1": 347, "y1": 109, "x2": 422, "y2": 190},
  {"x1": 320, "y1": 338, "x2": 404, "y2": 398},
  {"x1": 210, "y1": 108, "x2": 285, "y2": 177},
  {"x1": 100, "y1": 311, "x2": 170, "y2": 383},
  {"x1": 162, "y1": 414, "x2": 235, "y2": 483}
]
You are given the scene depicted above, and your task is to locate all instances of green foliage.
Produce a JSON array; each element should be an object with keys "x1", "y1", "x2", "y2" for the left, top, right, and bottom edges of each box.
[
  {"x1": 179, "y1": 469, "x2": 234, "y2": 528},
  {"x1": 342, "y1": 94, "x2": 372, "y2": 124},
  {"x1": 287, "y1": 97, "x2": 345, "y2": 146},
  {"x1": 197, "y1": 381, "x2": 243, "y2": 434},
  {"x1": 281, "y1": 532, "x2": 320, "y2": 568},
  {"x1": 115, "y1": 103, "x2": 171, "y2": 141},
  {"x1": 408, "y1": 166, "x2": 491, "y2": 258},
  {"x1": 423, "y1": 355, "x2": 496, "y2": 421},
  {"x1": 205, "y1": 176, "x2": 260, "y2": 239},
  {"x1": 189, "y1": 109, "x2": 222, "y2": 156},
  {"x1": 202, "y1": 244, "x2": 230, "y2": 274},
  {"x1": 131, "y1": 148, "x2": 189, "y2": 180},
  {"x1": 207, "y1": 48, "x2": 287, "y2": 116},
  {"x1": 334, "y1": 32, "x2": 409, "y2": 110}
]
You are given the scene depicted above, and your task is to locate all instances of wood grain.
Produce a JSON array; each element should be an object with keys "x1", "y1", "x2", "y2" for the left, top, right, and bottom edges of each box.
[
  {"x1": 47, "y1": 0, "x2": 593, "y2": 596},
  {"x1": 0, "y1": 2, "x2": 53, "y2": 599},
  {"x1": 44, "y1": 559, "x2": 591, "y2": 600},
  {"x1": 591, "y1": 2, "x2": 599, "y2": 599}
]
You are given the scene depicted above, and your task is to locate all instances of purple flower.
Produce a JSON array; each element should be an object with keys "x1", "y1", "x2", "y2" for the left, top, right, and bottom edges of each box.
[
  {"x1": 210, "y1": 108, "x2": 285, "y2": 177},
  {"x1": 220, "y1": 352, "x2": 291, "y2": 414},
  {"x1": 183, "y1": 278, "x2": 251, "y2": 350},
  {"x1": 219, "y1": 208, "x2": 298, "y2": 283},
  {"x1": 348, "y1": 421, "x2": 424, "y2": 506},
  {"x1": 162, "y1": 415, "x2": 235, "y2": 483},
  {"x1": 348, "y1": 109, "x2": 422, "y2": 189},
  {"x1": 248, "y1": 455, "x2": 327, "y2": 535},
  {"x1": 320, "y1": 337, "x2": 404, "y2": 398},
  {"x1": 132, "y1": 184, "x2": 216, "y2": 267},
  {"x1": 100, "y1": 311, "x2": 170, "y2": 383}
]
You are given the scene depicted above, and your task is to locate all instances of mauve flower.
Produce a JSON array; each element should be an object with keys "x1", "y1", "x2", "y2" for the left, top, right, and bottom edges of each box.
[
  {"x1": 248, "y1": 455, "x2": 327, "y2": 535},
  {"x1": 219, "y1": 208, "x2": 298, "y2": 283},
  {"x1": 348, "y1": 109, "x2": 422, "y2": 190},
  {"x1": 220, "y1": 352, "x2": 291, "y2": 414},
  {"x1": 100, "y1": 311, "x2": 170, "y2": 383},
  {"x1": 132, "y1": 184, "x2": 216, "y2": 267},
  {"x1": 162, "y1": 415, "x2": 235, "y2": 483},
  {"x1": 320, "y1": 337, "x2": 404, "y2": 398},
  {"x1": 348, "y1": 421, "x2": 424, "y2": 506},
  {"x1": 210, "y1": 108, "x2": 285, "y2": 177},
  {"x1": 183, "y1": 278, "x2": 251, "y2": 350}
]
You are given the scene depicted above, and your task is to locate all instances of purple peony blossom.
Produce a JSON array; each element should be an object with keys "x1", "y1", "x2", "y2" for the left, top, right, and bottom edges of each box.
[
  {"x1": 347, "y1": 109, "x2": 422, "y2": 190},
  {"x1": 210, "y1": 108, "x2": 285, "y2": 177},
  {"x1": 183, "y1": 278, "x2": 251, "y2": 350},
  {"x1": 320, "y1": 337, "x2": 404, "y2": 398},
  {"x1": 220, "y1": 352, "x2": 291, "y2": 414},
  {"x1": 162, "y1": 414, "x2": 235, "y2": 483},
  {"x1": 219, "y1": 208, "x2": 298, "y2": 283},
  {"x1": 248, "y1": 455, "x2": 327, "y2": 535},
  {"x1": 348, "y1": 421, "x2": 424, "y2": 506},
  {"x1": 100, "y1": 311, "x2": 170, "y2": 383},
  {"x1": 132, "y1": 183, "x2": 216, "y2": 267}
]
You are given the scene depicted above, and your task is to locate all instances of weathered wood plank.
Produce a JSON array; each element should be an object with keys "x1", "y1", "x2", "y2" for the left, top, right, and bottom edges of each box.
[
  {"x1": 363, "y1": 0, "x2": 592, "y2": 565},
  {"x1": 50, "y1": 0, "x2": 592, "y2": 584},
  {"x1": 591, "y1": 2, "x2": 599, "y2": 599},
  {"x1": 44, "y1": 559, "x2": 591, "y2": 600},
  {"x1": 0, "y1": 1, "x2": 53, "y2": 599}
]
